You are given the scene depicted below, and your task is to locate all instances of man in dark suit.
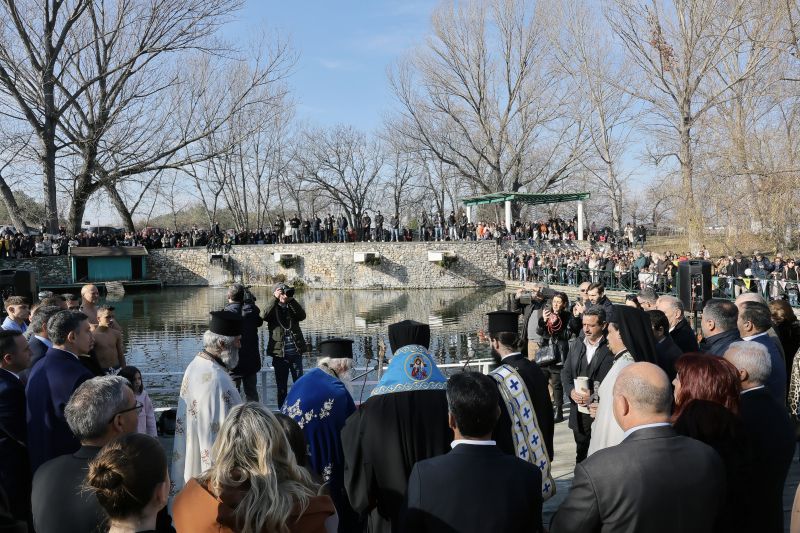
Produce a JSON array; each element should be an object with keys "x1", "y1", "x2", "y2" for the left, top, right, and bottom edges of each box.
[
  {"x1": 551, "y1": 363, "x2": 725, "y2": 533},
  {"x1": 405, "y1": 372, "x2": 543, "y2": 533},
  {"x1": 487, "y1": 310, "x2": 555, "y2": 461},
  {"x1": 698, "y1": 299, "x2": 741, "y2": 356},
  {"x1": 724, "y1": 341, "x2": 795, "y2": 533},
  {"x1": 31, "y1": 375, "x2": 139, "y2": 533},
  {"x1": 561, "y1": 306, "x2": 614, "y2": 463},
  {"x1": 737, "y1": 302, "x2": 787, "y2": 403},
  {"x1": 26, "y1": 310, "x2": 94, "y2": 473},
  {"x1": 0, "y1": 330, "x2": 32, "y2": 523},
  {"x1": 18, "y1": 305, "x2": 61, "y2": 384},
  {"x1": 647, "y1": 310, "x2": 683, "y2": 381},
  {"x1": 656, "y1": 295, "x2": 699, "y2": 353}
]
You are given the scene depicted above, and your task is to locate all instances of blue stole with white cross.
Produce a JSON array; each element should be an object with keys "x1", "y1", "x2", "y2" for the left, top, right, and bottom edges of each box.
[{"x1": 490, "y1": 364, "x2": 556, "y2": 501}]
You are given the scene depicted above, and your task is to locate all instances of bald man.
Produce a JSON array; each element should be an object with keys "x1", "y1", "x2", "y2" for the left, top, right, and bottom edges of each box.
[
  {"x1": 79, "y1": 285, "x2": 100, "y2": 325},
  {"x1": 655, "y1": 295, "x2": 698, "y2": 354},
  {"x1": 551, "y1": 363, "x2": 725, "y2": 533}
]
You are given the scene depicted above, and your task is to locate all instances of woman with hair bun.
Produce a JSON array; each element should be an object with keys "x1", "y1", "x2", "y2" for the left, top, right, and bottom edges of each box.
[
  {"x1": 85, "y1": 432, "x2": 170, "y2": 533},
  {"x1": 173, "y1": 402, "x2": 336, "y2": 533}
]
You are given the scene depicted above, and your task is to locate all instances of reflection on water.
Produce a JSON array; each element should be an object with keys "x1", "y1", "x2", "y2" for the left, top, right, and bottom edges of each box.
[{"x1": 109, "y1": 287, "x2": 511, "y2": 407}]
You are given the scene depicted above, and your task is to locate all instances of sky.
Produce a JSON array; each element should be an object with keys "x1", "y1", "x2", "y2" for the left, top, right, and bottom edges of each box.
[
  {"x1": 229, "y1": 0, "x2": 439, "y2": 132},
  {"x1": 84, "y1": 1, "x2": 439, "y2": 224}
]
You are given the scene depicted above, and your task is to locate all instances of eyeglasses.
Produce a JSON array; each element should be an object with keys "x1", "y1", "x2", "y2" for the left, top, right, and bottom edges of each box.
[{"x1": 109, "y1": 401, "x2": 143, "y2": 423}]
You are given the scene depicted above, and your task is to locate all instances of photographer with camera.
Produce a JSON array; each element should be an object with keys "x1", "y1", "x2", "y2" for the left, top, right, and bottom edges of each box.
[
  {"x1": 511, "y1": 282, "x2": 556, "y2": 359},
  {"x1": 264, "y1": 282, "x2": 307, "y2": 408},
  {"x1": 224, "y1": 284, "x2": 263, "y2": 402}
]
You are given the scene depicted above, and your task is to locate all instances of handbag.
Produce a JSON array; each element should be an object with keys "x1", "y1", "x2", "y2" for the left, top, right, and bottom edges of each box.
[{"x1": 535, "y1": 344, "x2": 557, "y2": 367}]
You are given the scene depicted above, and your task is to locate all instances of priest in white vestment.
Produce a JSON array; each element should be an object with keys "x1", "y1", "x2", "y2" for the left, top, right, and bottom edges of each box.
[{"x1": 170, "y1": 310, "x2": 244, "y2": 496}]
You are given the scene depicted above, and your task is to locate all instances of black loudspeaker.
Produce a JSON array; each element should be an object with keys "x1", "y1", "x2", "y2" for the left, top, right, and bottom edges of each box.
[
  {"x1": 0, "y1": 269, "x2": 38, "y2": 303},
  {"x1": 677, "y1": 260, "x2": 712, "y2": 311}
]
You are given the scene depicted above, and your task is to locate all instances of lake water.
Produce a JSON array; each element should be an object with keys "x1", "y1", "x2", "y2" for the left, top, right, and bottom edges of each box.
[{"x1": 108, "y1": 287, "x2": 511, "y2": 407}]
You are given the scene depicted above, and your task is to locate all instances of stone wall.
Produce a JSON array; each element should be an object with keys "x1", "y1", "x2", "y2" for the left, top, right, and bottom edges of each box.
[
  {"x1": 148, "y1": 242, "x2": 506, "y2": 288},
  {"x1": 0, "y1": 256, "x2": 71, "y2": 285}
]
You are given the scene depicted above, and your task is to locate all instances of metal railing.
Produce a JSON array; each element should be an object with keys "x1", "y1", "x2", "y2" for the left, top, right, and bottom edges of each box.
[
  {"x1": 142, "y1": 359, "x2": 496, "y2": 409},
  {"x1": 512, "y1": 266, "x2": 800, "y2": 307}
]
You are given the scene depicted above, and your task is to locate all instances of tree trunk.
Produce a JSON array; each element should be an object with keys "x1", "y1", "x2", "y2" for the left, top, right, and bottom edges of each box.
[
  {"x1": 105, "y1": 184, "x2": 135, "y2": 231},
  {"x1": 68, "y1": 176, "x2": 99, "y2": 234},
  {"x1": 0, "y1": 175, "x2": 29, "y2": 233},
  {"x1": 41, "y1": 122, "x2": 59, "y2": 233},
  {"x1": 679, "y1": 121, "x2": 701, "y2": 251}
]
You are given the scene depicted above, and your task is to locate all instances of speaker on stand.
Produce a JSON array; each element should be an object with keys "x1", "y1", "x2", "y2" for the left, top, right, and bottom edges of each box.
[
  {"x1": 677, "y1": 260, "x2": 712, "y2": 331},
  {"x1": 0, "y1": 270, "x2": 38, "y2": 313}
]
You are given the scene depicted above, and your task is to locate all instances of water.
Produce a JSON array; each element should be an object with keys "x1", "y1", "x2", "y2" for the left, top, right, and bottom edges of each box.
[{"x1": 108, "y1": 287, "x2": 511, "y2": 407}]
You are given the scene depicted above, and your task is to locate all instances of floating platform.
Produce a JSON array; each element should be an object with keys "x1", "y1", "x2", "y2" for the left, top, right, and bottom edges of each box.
[{"x1": 39, "y1": 279, "x2": 163, "y2": 293}]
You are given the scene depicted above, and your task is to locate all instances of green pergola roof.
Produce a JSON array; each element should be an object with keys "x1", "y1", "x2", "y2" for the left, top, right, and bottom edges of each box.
[{"x1": 461, "y1": 192, "x2": 590, "y2": 206}]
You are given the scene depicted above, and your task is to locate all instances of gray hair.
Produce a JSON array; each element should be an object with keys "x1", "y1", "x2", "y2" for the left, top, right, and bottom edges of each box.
[
  {"x1": 203, "y1": 330, "x2": 239, "y2": 368},
  {"x1": 317, "y1": 357, "x2": 353, "y2": 375},
  {"x1": 702, "y1": 299, "x2": 738, "y2": 332},
  {"x1": 27, "y1": 305, "x2": 62, "y2": 339},
  {"x1": 613, "y1": 364, "x2": 672, "y2": 415},
  {"x1": 658, "y1": 295, "x2": 685, "y2": 314},
  {"x1": 725, "y1": 341, "x2": 771, "y2": 386},
  {"x1": 65, "y1": 376, "x2": 130, "y2": 441},
  {"x1": 47, "y1": 310, "x2": 88, "y2": 345},
  {"x1": 203, "y1": 330, "x2": 237, "y2": 352}
]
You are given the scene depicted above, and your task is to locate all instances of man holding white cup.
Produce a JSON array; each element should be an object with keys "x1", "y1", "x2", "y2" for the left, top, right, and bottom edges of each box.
[{"x1": 561, "y1": 306, "x2": 614, "y2": 463}]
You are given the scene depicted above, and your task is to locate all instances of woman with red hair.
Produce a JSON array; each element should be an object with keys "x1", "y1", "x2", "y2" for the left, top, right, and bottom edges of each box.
[
  {"x1": 671, "y1": 353, "x2": 741, "y2": 420},
  {"x1": 672, "y1": 353, "x2": 753, "y2": 533}
]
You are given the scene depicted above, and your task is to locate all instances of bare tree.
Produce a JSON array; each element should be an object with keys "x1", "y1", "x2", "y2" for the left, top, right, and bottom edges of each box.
[
  {"x1": 296, "y1": 125, "x2": 383, "y2": 228},
  {"x1": 605, "y1": 0, "x2": 782, "y2": 248},
  {"x1": 389, "y1": 0, "x2": 588, "y2": 217},
  {"x1": 551, "y1": 0, "x2": 639, "y2": 231}
]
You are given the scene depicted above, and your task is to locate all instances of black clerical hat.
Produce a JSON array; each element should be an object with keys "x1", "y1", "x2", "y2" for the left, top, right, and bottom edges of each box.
[
  {"x1": 486, "y1": 310, "x2": 519, "y2": 335},
  {"x1": 388, "y1": 320, "x2": 431, "y2": 351},
  {"x1": 319, "y1": 337, "x2": 354, "y2": 359},
  {"x1": 209, "y1": 310, "x2": 243, "y2": 337}
]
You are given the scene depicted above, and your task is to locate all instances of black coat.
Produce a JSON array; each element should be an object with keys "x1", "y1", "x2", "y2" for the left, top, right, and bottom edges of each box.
[
  {"x1": 739, "y1": 387, "x2": 795, "y2": 533},
  {"x1": 18, "y1": 336, "x2": 48, "y2": 384},
  {"x1": 31, "y1": 445, "x2": 107, "y2": 533},
  {"x1": 341, "y1": 389, "x2": 452, "y2": 533},
  {"x1": 561, "y1": 337, "x2": 614, "y2": 431},
  {"x1": 654, "y1": 335, "x2": 683, "y2": 381},
  {"x1": 670, "y1": 318, "x2": 699, "y2": 354},
  {"x1": 224, "y1": 301, "x2": 264, "y2": 376},
  {"x1": 699, "y1": 328, "x2": 742, "y2": 357},
  {"x1": 405, "y1": 444, "x2": 543, "y2": 533},
  {"x1": 550, "y1": 426, "x2": 726, "y2": 533},
  {"x1": 536, "y1": 310, "x2": 575, "y2": 365},
  {"x1": 0, "y1": 370, "x2": 28, "y2": 521},
  {"x1": 492, "y1": 353, "x2": 555, "y2": 460}
]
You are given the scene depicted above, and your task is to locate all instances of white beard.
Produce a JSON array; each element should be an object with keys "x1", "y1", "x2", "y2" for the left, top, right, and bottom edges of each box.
[{"x1": 220, "y1": 346, "x2": 240, "y2": 369}]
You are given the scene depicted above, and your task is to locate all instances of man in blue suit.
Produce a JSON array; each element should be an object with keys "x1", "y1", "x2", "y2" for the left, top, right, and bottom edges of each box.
[
  {"x1": 0, "y1": 330, "x2": 32, "y2": 522},
  {"x1": 26, "y1": 310, "x2": 94, "y2": 473},
  {"x1": 19, "y1": 305, "x2": 60, "y2": 384},
  {"x1": 405, "y1": 372, "x2": 543, "y2": 533},
  {"x1": 737, "y1": 302, "x2": 787, "y2": 404}
]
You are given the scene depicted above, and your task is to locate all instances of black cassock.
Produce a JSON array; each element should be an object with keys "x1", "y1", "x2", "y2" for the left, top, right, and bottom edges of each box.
[
  {"x1": 341, "y1": 389, "x2": 453, "y2": 533},
  {"x1": 492, "y1": 353, "x2": 555, "y2": 461}
]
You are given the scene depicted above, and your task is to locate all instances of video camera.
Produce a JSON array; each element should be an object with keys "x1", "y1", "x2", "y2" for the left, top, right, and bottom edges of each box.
[{"x1": 242, "y1": 285, "x2": 256, "y2": 304}]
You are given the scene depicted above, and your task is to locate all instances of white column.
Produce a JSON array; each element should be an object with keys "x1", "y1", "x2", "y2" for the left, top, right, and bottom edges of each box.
[
  {"x1": 466, "y1": 205, "x2": 472, "y2": 224},
  {"x1": 504, "y1": 200, "x2": 512, "y2": 233},
  {"x1": 577, "y1": 201, "x2": 585, "y2": 241}
]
